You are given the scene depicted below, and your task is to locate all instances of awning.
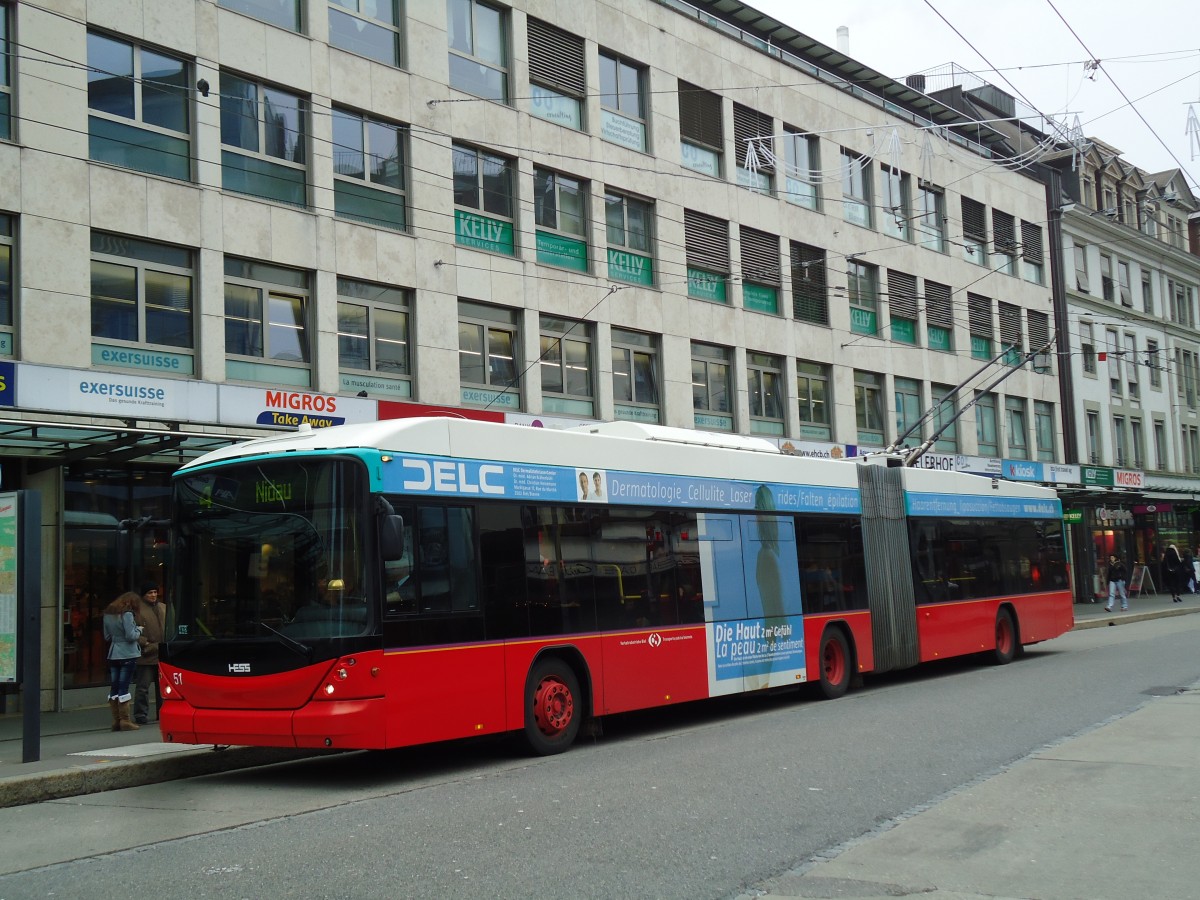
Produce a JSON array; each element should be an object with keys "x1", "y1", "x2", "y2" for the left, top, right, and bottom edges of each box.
[{"x1": 0, "y1": 417, "x2": 248, "y2": 470}]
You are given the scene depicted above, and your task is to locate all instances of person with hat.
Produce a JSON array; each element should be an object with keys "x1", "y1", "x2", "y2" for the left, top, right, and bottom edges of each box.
[{"x1": 133, "y1": 581, "x2": 166, "y2": 725}]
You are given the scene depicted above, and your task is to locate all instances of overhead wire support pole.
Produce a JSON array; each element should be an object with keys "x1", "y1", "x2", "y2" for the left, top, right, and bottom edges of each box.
[
  {"x1": 903, "y1": 338, "x2": 1057, "y2": 467},
  {"x1": 883, "y1": 342, "x2": 1018, "y2": 455}
]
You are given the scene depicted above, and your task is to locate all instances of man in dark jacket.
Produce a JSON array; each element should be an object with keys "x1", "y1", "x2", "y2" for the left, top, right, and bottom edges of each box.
[
  {"x1": 133, "y1": 582, "x2": 166, "y2": 725},
  {"x1": 1104, "y1": 555, "x2": 1128, "y2": 612}
]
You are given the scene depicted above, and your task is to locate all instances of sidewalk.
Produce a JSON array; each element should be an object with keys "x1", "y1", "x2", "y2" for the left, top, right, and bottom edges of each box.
[{"x1": 2, "y1": 589, "x2": 1198, "y2": 811}]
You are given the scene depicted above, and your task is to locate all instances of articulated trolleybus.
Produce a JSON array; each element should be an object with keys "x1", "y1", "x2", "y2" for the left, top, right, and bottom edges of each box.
[{"x1": 160, "y1": 417, "x2": 1073, "y2": 755}]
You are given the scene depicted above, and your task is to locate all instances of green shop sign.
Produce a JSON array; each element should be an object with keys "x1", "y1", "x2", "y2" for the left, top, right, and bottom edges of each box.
[
  {"x1": 742, "y1": 283, "x2": 778, "y2": 314},
  {"x1": 890, "y1": 318, "x2": 916, "y2": 344},
  {"x1": 607, "y1": 248, "x2": 654, "y2": 286},
  {"x1": 1081, "y1": 466, "x2": 1114, "y2": 487},
  {"x1": 93, "y1": 343, "x2": 194, "y2": 375},
  {"x1": 455, "y1": 209, "x2": 515, "y2": 255},
  {"x1": 536, "y1": 231, "x2": 588, "y2": 272},
  {"x1": 927, "y1": 325, "x2": 952, "y2": 352},
  {"x1": 1062, "y1": 510, "x2": 1083, "y2": 523},
  {"x1": 850, "y1": 307, "x2": 876, "y2": 335},
  {"x1": 687, "y1": 268, "x2": 727, "y2": 303}
]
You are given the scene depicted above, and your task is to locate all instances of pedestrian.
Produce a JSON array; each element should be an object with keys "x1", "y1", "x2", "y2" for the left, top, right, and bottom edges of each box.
[
  {"x1": 1104, "y1": 554, "x2": 1128, "y2": 612},
  {"x1": 133, "y1": 582, "x2": 166, "y2": 725},
  {"x1": 103, "y1": 591, "x2": 143, "y2": 731},
  {"x1": 1162, "y1": 544, "x2": 1185, "y2": 603}
]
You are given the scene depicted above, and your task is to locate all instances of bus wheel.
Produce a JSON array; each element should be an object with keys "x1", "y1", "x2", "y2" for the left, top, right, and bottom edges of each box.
[
  {"x1": 818, "y1": 629, "x2": 851, "y2": 700},
  {"x1": 524, "y1": 658, "x2": 582, "y2": 755},
  {"x1": 992, "y1": 608, "x2": 1017, "y2": 665}
]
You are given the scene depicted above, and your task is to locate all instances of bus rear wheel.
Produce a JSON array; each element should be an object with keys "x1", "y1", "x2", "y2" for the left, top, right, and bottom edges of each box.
[
  {"x1": 992, "y1": 608, "x2": 1017, "y2": 665},
  {"x1": 523, "y1": 657, "x2": 582, "y2": 755},
  {"x1": 818, "y1": 628, "x2": 851, "y2": 700}
]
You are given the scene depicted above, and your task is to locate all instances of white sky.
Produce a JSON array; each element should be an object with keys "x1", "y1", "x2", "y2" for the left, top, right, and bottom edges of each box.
[{"x1": 750, "y1": 0, "x2": 1199, "y2": 190}]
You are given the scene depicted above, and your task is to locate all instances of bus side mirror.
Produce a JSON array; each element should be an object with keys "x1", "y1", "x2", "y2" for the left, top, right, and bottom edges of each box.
[{"x1": 380, "y1": 514, "x2": 406, "y2": 561}]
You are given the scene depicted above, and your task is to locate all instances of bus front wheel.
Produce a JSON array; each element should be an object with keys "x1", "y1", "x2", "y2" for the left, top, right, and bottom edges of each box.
[
  {"x1": 523, "y1": 657, "x2": 582, "y2": 755},
  {"x1": 818, "y1": 629, "x2": 851, "y2": 700},
  {"x1": 992, "y1": 608, "x2": 1017, "y2": 665}
]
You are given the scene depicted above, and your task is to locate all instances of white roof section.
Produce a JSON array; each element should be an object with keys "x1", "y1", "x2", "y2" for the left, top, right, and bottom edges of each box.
[{"x1": 181, "y1": 417, "x2": 862, "y2": 490}]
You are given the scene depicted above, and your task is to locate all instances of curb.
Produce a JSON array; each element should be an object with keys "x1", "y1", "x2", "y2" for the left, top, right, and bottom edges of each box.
[
  {"x1": 1071, "y1": 603, "x2": 1200, "y2": 630},
  {"x1": 0, "y1": 746, "x2": 327, "y2": 809}
]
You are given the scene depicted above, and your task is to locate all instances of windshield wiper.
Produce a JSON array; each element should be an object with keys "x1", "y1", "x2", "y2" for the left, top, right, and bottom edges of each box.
[{"x1": 260, "y1": 621, "x2": 312, "y2": 657}]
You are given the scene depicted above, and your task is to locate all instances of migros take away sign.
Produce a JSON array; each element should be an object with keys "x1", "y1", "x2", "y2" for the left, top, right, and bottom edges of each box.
[{"x1": 218, "y1": 385, "x2": 377, "y2": 429}]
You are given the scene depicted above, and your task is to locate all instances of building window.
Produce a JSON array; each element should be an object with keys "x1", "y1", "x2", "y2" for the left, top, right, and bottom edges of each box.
[
  {"x1": 740, "y1": 226, "x2": 780, "y2": 314},
  {"x1": 527, "y1": 18, "x2": 584, "y2": 129},
  {"x1": 841, "y1": 149, "x2": 871, "y2": 227},
  {"x1": 336, "y1": 278, "x2": 410, "y2": 398},
  {"x1": 917, "y1": 182, "x2": 946, "y2": 252},
  {"x1": 782, "y1": 128, "x2": 819, "y2": 210},
  {"x1": 332, "y1": 108, "x2": 406, "y2": 230},
  {"x1": 1107, "y1": 329, "x2": 1122, "y2": 397},
  {"x1": 452, "y1": 144, "x2": 514, "y2": 254},
  {"x1": 447, "y1": 0, "x2": 507, "y2": 102},
  {"x1": 734, "y1": 103, "x2": 773, "y2": 194},
  {"x1": 1022, "y1": 220, "x2": 1041, "y2": 283},
  {"x1": 1154, "y1": 421, "x2": 1167, "y2": 470},
  {"x1": 605, "y1": 191, "x2": 653, "y2": 286},
  {"x1": 1112, "y1": 416, "x2": 1128, "y2": 468},
  {"x1": 998, "y1": 302, "x2": 1023, "y2": 365},
  {"x1": 540, "y1": 315, "x2": 593, "y2": 416},
  {"x1": 224, "y1": 258, "x2": 310, "y2": 386},
  {"x1": 967, "y1": 293, "x2": 993, "y2": 360},
  {"x1": 611, "y1": 328, "x2": 660, "y2": 423},
  {"x1": 458, "y1": 300, "x2": 519, "y2": 409},
  {"x1": 1081, "y1": 322, "x2": 1096, "y2": 375},
  {"x1": 328, "y1": 0, "x2": 401, "y2": 67},
  {"x1": 961, "y1": 196, "x2": 987, "y2": 265},
  {"x1": 1028, "y1": 310, "x2": 1050, "y2": 373},
  {"x1": 991, "y1": 209, "x2": 1017, "y2": 275},
  {"x1": 87, "y1": 33, "x2": 190, "y2": 181},
  {"x1": 219, "y1": 73, "x2": 306, "y2": 206},
  {"x1": 854, "y1": 370, "x2": 885, "y2": 446},
  {"x1": 1125, "y1": 333, "x2": 1139, "y2": 400},
  {"x1": 692, "y1": 342, "x2": 733, "y2": 431},
  {"x1": 925, "y1": 280, "x2": 953, "y2": 352},
  {"x1": 894, "y1": 377, "x2": 921, "y2": 446},
  {"x1": 976, "y1": 392, "x2": 998, "y2": 456},
  {"x1": 1086, "y1": 411, "x2": 1099, "y2": 464},
  {"x1": 684, "y1": 209, "x2": 729, "y2": 303},
  {"x1": 1147, "y1": 339, "x2": 1162, "y2": 388},
  {"x1": 1131, "y1": 418, "x2": 1144, "y2": 469},
  {"x1": 887, "y1": 270, "x2": 918, "y2": 345},
  {"x1": 1005, "y1": 397, "x2": 1029, "y2": 460},
  {"x1": 747, "y1": 352, "x2": 784, "y2": 435},
  {"x1": 790, "y1": 242, "x2": 827, "y2": 326},
  {"x1": 598, "y1": 51, "x2": 646, "y2": 151},
  {"x1": 219, "y1": 0, "x2": 301, "y2": 32},
  {"x1": 1100, "y1": 254, "x2": 1114, "y2": 302},
  {"x1": 880, "y1": 165, "x2": 910, "y2": 240},
  {"x1": 847, "y1": 260, "x2": 878, "y2": 335},
  {"x1": 91, "y1": 233, "x2": 194, "y2": 373},
  {"x1": 1177, "y1": 348, "x2": 1198, "y2": 410},
  {"x1": 796, "y1": 361, "x2": 830, "y2": 438},
  {"x1": 1035, "y1": 401, "x2": 1055, "y2": 462},
  {"x1": 0, "y1": 213, "x2": 12, "y2": 353},
  {"x1": 931, "y1": 383, "x2": 957, "y2": 452},
  {"x1": 1141, "y1": 273, "x2": 1153, "y2": 314},
  {"x1": 534, "y1": 168, "x2": 588, "y2": 271},
  {"x1": 0, "y1": 3, "x2": 9, "y2": 140},
  {"x1": 1117, "y1": 261, "x2": 1132, "y2": 306},
  {"x1": 1073, "y1": 243, "x2": 1090, "y2": 293},
  {"x1": 678, "y1": 81, "x2": 722, "y2": 176}
]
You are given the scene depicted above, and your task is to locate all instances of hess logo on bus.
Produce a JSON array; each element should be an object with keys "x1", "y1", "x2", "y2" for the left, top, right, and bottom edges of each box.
[
  {"x1": 402, "y1": 460, "x2": 504, "y2": 495},
  {"x1": 228, "y1": 663, "x2": 251, "y2": 673}
]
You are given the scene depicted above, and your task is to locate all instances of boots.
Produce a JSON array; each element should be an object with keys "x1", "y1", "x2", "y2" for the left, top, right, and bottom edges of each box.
[
  {"x1": 109, "y1": 698, "x2": 121, "y2": 732},
  {"x1": 117, "y1": 699, "x2": 140, "y2": 731}
]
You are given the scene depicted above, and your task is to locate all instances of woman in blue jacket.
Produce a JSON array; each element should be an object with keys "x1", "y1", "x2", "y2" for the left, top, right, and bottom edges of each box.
[{"x1": 103, "y1": 591, "x2": 143, "y2": 731}]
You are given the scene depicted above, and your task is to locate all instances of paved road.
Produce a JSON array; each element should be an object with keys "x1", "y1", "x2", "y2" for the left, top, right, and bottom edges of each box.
[{"x1": 2, "y1": 614, "x2": 1198, "y2": 899}]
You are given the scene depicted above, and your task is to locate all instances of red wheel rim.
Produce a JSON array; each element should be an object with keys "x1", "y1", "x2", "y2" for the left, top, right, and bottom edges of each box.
[
  {"x1": 997, "y1": 616, "x2": 1014, "y2": 656},
  {"x1": 533, "y1": 676, "x2": 574, "y2": 737},
  {"x1": 822, "y1": 638, "x2": 845, "y2": 685}
]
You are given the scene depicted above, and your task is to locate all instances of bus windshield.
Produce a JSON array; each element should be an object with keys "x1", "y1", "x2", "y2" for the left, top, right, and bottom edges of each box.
[{"x1": 171, "y1": 457, "x2": 370, "y2": 645}]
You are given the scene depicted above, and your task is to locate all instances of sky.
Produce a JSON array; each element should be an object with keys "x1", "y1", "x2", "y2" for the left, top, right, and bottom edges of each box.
[{"x1": 751, "y1": 0, "x2": 1199, "y2": 191}]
